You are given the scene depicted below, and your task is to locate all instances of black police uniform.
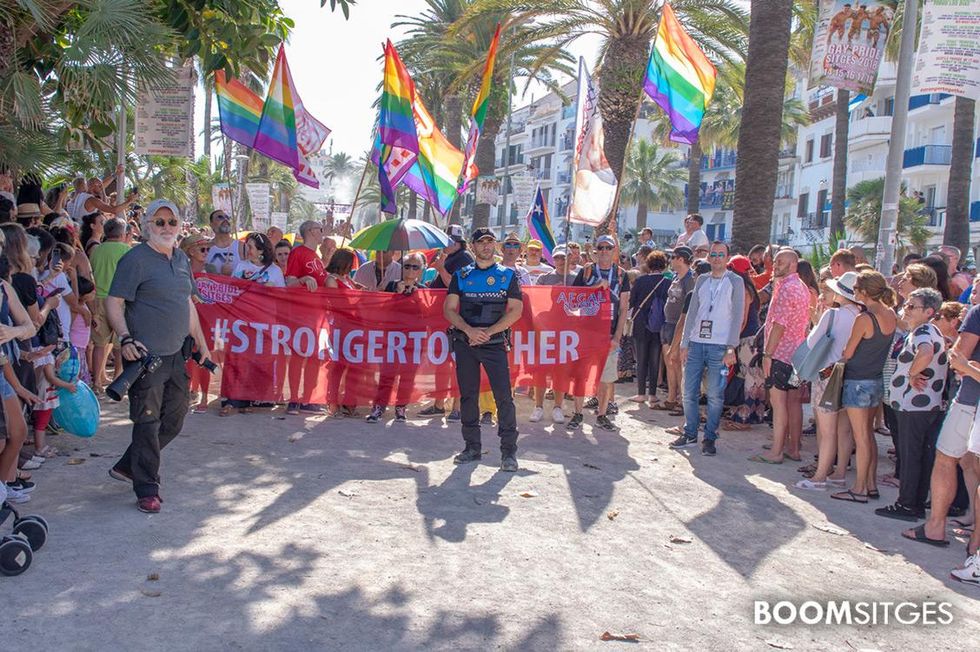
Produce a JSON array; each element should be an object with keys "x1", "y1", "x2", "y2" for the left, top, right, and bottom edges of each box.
[{"x1": 448, "y1": 262, "x2": 522, "y2": 454}]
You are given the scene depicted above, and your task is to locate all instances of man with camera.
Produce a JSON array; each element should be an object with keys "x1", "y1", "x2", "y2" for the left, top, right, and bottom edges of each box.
[
  {"x1": 443, "y1": 228, "x2": 524, "y2": 471},
  {"x1": 105, "y1": 199, "x2": 213, "y2": 513}
]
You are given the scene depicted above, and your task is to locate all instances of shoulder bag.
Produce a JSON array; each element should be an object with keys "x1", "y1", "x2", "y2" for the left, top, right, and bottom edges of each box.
[
  {"x1": 792, "y1": 309, "x2": 837, "y2": 382},
  {"x1": 624, "y1": 276, "x2": 667, "y2": 337}
]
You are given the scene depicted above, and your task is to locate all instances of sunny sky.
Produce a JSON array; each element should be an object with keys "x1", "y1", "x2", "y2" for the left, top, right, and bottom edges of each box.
[{"x1": 196, "y1": 0, "x2": 600, "y2": 160}]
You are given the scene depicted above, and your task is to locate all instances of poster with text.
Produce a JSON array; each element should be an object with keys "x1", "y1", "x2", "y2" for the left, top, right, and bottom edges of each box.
[
  {"x1": 135, "y1": 66, "x2": 195, "y2": 157},
  {"x1": 245, "y1": 182, "x2": 271, "y2": 231},
  {"x1": 911, "y1": 0, "x2": 980, "y2": 101},
  {"x1": 809, "y1": 0, "x2": 895, "y2": 93}
]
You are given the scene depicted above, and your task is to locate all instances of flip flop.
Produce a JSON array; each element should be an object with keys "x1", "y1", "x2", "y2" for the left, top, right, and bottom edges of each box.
[
  {"x1": 654, "y1": 401, "x2": 679, "y2": 411},
  {"x1": 831, "y1": 490, "x2": 868, "y2": 503},
  {"x1": 902, "y1": 524, "x2": 949, "y2": 547},
  {"x1": 748, "y1": 454, "x2": 783, "y2": 464},
  {"x1": 950, "y1": 518, "x2": 974, "y2": 529},
  {"x1": 785, "y1": 453, "x2": 802, "y2": 462}
]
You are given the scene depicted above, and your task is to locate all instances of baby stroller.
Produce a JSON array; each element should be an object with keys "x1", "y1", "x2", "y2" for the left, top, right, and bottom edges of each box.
[{"x1": 0, "y1": 484, "x2": 49, "y2": 576}]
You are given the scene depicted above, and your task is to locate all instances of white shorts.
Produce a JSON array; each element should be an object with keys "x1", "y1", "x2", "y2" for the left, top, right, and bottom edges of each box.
[
  {"x1": 970, "y1": 409, "x2": 980, "y2": 457},
  {"x1": 936, "y1": 401, "x2": 978, "y2": 459},
  {"x1": 600, "y1": 345, "x2": 619, "y2": 384}
]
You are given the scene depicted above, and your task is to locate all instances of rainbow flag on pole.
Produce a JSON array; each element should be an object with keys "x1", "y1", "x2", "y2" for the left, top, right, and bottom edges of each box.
[
  {"x1": 378, "y1": 40, "x2": 421, "y2": 214},
  {"x1": 526, "y1": 187, "x2": 557, "y2": 265},
  {"x1": 401, "y1": 98, "x2": 464, "y2": 216},
  {"x1": 642, "y1": 2, "x2": 717, "y2": 145},
  {"x1": 254, "y1": 47, "x2": 301, "y2": 170},
  {"x1": 458, "y1": 24, "x2": 501, "y2": 194},
  {"x1": 215, "y1": 72, "x2": 264, "y2": 148}
]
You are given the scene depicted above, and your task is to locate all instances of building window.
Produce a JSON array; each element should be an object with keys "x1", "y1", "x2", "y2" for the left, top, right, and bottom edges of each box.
[
  {"x1": 797, "y1": 192, "x2": 809, "y2": 218},
  {"x1": 805, "y1": 139, "x2": 814, "y2": 163},
  {"x1": 816, "y1": 189, "x2": 828, "y2": 227},
  {"x1": 820, "y1": 134, "x2": 832, "y2": 158}
]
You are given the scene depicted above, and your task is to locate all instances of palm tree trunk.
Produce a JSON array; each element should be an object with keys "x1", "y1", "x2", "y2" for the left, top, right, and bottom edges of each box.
[
  {"x1": 422, "y1": 202, "x2": 432, "y2": 223},
  {"x1": 636, "y1": 201, "x2": 648, "y2": 232},
  {"x1": 597, "y1": 35, "x2": 652, "y2": 185},
  {"x1": 445, "y1": 94, "x2": 464, "y2": 225},
  {"x1": 943, "y1": 96, "x2": 975, "y2": 253},
  {"x1": 472, "y1": 115, "x2": 502, "y2": 229},
  {"x1": 830, "y1": 89, "x2": 850, "y2": 239},
  {"x1": 731, "y1": 0, "x2": 793, "y2": 253},
  {"x1": 687, "y1": 141, "x2": 702, "y2": 214},
  {"x1": 203, "y1": 77, "x2": 213, "y2": 164},
  {"x1": 407, "y1": 190, "x2": 418, "y2": 220}
]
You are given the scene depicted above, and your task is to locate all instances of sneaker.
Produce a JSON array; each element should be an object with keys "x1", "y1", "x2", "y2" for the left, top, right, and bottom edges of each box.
[
  {"x1": 453, "y1": 447, "x2": 483, "y2": 464},
  {"x1": 418, "y1": 405, "x2": 446, "y2": 416},
  {"x1": 108, "y1": 467, "x2": 133, "y2": 483},
  {"x1": 607, "y1": 401, "x2": 619, "y2": 415},
  {"x1": 4, "y1": 484, "x2": 30, "y2": 503},
  {"x1": 366, "y1": 406, "x2": 384, "y2": 423},
  {"x1": 701, "y1": 439, "x2": 716, "y2": 456},
  {"x1": 137, "y1": 496, "x2": 162, "y2": 513},
  {"x1": 874, "y1": 502, "x2": 925, "y2": 522},
  {"x1": 566, "y1": 413, "x2": 584, "y2": 430},
  {"x1": 951, "y1": 552, "x2": 980, "y2": 586},
  {"x1": 500, "y1": 453, "x2": 519, "y2": 472},
  {"x1": 300, "y1": 404, "x2": 326, "y2": 415},
  {"x1": 394, "y1": 407, "x2": 407, "y2": 422},
  {"x1": 480, "y1": 412, "x2": 495, "y2": 426},
  {"x1": 286, "y1": 402, "x2": 301, "y2": 415},
  {"x1": 447, "y1": 410, "x2": 461, "y2": 422},
  {"x1": 552, "y1": 407, "x2": 565, "y2": 424},
  {"x1": 595, "y1": 415, "x2": 616, "y2": 431},
  {"x1": 584, "y1": 397, "x2": 599, "y2": 410},
  {"x1": 46, "y1": 422, "x2": 64, "y2": 436},
  {"x1": 529, "y1": 406, "x2": 544, "y2": 423},
  {"x1": 21, "y1": 458, "x2": 42, "y2": 471},
  {"x1": 668, "y1": 435, "x2": 698, "y2": 449},
  {"x1": 794, "y1": 479, "x2": 826, "y2": 491},
  {"x1": 8, "y1": 478, "x2": 35, "y2": 493}
]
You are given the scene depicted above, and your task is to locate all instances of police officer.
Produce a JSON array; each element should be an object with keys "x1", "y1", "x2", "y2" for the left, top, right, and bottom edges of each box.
[{"x1": 444, "y1": 228, "x2": 524, "y2": 471}]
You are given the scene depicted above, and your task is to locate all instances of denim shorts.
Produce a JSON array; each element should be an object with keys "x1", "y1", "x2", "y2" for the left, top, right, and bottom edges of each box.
[
  {"x1": 841, "y1": 378, "x2": 883, "y2": 409},
  {"x1": 0, "y1": 370, "x2": 15, "y2": 401}
]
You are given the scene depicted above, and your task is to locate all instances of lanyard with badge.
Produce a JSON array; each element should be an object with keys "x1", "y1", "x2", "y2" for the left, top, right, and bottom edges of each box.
[
  {"x1": 598, "y1": 267, "x2": 616, "y2": 318},
  {"x1": 699, "y1": 276, "x2": 724, "y2": 340}
]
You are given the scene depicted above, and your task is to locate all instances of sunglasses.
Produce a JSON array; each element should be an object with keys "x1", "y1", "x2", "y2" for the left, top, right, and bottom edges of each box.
[
  {"x1": 904, "y1": 304, "x2": 926, "y2": 311},
  {"x1": 153, "y1": 218, "x2": 179, "y2": 228},
  {"x1": 596, "y1": 246, "x2": 613, "y2": 252},
  {"x1": 503, "y1": 242, "x2": 521, "y2": 249},
  {"x1": 709, "y1": 252, "x2": 725, "y2": 258},
  {"x1": 403, "y1": 264, "x2": 422, "y2": 270},
  {"x1": 199, "y1": 247, "x2": 210, "y2": 253}
]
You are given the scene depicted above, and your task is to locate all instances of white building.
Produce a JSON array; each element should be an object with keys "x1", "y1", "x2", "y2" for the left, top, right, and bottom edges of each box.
[{"x1": 472, "y1": 63, "x2": 979, "y2": 261}]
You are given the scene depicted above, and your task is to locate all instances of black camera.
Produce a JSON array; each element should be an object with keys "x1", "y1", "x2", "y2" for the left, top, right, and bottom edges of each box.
[
  {"x1": 106, "y1": 355, "x2": 162, "y2": 401},
  {"x1": 190, "y1": 349, "x2": 218, "y2": 374}
]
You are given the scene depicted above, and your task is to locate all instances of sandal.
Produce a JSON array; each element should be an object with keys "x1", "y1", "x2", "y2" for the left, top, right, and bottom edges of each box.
[
  {"x1": 784, "y1": 453, "x2": 802, "y2": 462},
  {"x1": 654, "y1": 401, "x2": 680, "y2": 411},
  {"x1": 867, "y1": 489, "x2": 880, "y2": 500},
  {"x1": 722, "y1": 420, "x2": 750, "y2": 431},
  {"x1": 219, "y1": 405, "x2": 235, "y2": 417},
  {"x1": 37, "y1": 445, "x2": 59, "y2": 459},
  {"x1": 748, "y1": 454, "x2": 783, "y2": 464},
  {"x1": 668, "y1": 408, "x2": 685, "y2": 417},
  {"x1": 901, "y1": 524, "x2": 949, "y2": 547},
  {"x1": 831, "y1": 490, "x2": 868, "y2": 503},
  {"x1": 192, "y1": 404, "x2": 208, "y2": 414},
  {"x1": 880, "y1": 475, "x2": 900, "y2": 488}
]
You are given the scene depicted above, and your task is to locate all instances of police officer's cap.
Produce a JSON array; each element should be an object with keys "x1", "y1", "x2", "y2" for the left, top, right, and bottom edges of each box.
[{"x1": 470, "y1": 228, "x2": 497, "y2": 243}]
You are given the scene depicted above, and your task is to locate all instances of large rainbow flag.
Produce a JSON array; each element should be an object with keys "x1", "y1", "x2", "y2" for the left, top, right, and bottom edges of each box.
[
  {"x1": 526, "y1": 187, "x2": 556, "y2": 265},
  {"x1": 215, "y1": 72, "x2": 264, "y2": 148},
  {"x1": 377, "y1": 40, "x2": 420, "y2": 213},
  {"x1": 401, "y1": 99, "x2": 464, "y2": 216},
  {"x1": 458, "y1": 24, "x2": 501, "y2": 194},
  {"x1": 642, "y1": 2, "x2": 717, "y2": 145},
  {"x1": 254, "y1": 47, "x2": 301, "y2": 170}
]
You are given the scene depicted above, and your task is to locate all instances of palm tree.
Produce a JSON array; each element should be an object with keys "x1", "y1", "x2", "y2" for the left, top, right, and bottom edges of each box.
[
  {"x1": 944, "y1": 97, "x2": 975, "y2": 254},
  {"x1": 845, "y1": 178, "x2": 930, "y2": 251},
  {"x1": 619, "y1": 139, "x2": 685, "y2": 231},
  {"x1": 730, "y1": 0, "x2": 794, "y2": 253}
]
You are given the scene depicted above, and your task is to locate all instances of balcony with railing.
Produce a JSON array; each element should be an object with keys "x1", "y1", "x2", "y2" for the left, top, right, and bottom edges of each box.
[
  {"x1": 496, "y1": 154, "x2": 525, "y2": 169},
  {"x1": 701, "y1": 151, "x2": 738, "y2": 171},
  {"x1": 848, "y1": 116, "x2": 892, "y2": 142},
  {"x1": 506, "y1": 120, "x2": 527, "y2": 136},
  {"x1": 903, "y1": 144, "x2": 952, "y2": 168},
  {"x1": 908, "y1": 93, "x2": 951, "y2": 111},
  {"x1": 533, "y1": 168, "x2": 551, "y2": 181},
  {"x1": 527, "y1": 134, "x2": 556, "y2": 153},
  {"x1": 556, "y1": 170, "x2": 572, "y2": 185},
  {"x1": 802, "y1": 211, "x2": 829, "y2": 230},
  {"x1": 921, "y1": 206, "x2": 945, "y2": 227}
]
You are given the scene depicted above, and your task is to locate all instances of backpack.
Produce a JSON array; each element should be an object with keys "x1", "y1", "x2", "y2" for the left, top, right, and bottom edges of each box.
[
  {"x1": 645, "y1": 278, "x2": 669, "y2": 334},
  {"x1": 36, "y1": 294, "x2": 62, "y2": 347}
]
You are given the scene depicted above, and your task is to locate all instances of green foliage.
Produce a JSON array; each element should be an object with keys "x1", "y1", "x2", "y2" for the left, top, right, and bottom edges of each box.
[
  {"x1": 620, "y1": 139, "x2": 685, "y2": 213},
  {"x1": 803, "y1": 230, "x2": 844, "y2": 270},
  {"x1": 322, "y1": 0, "x2": 357, "y2": 20},
  {"x1": 844, "y1": 178, "x2": 930, "y2": 251}
]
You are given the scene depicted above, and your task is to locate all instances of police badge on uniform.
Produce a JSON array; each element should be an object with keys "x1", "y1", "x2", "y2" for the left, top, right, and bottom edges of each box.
[{"x1": 487, "y1": 276, "x2": 495, "y2": 286}]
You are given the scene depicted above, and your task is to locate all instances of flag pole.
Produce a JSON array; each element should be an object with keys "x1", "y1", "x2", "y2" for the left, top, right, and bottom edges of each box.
[{"x1": 341, "y1": 161, "x2": 370, "y2": 247}]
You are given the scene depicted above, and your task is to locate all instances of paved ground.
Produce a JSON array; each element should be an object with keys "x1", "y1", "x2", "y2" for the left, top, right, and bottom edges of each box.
[{"x1": 5, "y1": 387, "x2": 979, "y2": 650}]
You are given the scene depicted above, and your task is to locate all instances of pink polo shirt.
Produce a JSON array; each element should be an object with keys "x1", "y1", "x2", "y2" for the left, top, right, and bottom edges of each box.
[{"x1": 764, "y1": 273, "x2": 811, "y2": 363}]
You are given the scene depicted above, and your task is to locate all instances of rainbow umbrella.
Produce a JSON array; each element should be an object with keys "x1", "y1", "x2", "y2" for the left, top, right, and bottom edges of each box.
[{"x1": 348, "y1": 218, "x2": 452, "y2": 252}]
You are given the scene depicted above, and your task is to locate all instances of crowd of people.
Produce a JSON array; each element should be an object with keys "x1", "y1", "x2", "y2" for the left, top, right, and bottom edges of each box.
[{"x1": 1, "y1": 167, "x2": 978, "y2": 585}]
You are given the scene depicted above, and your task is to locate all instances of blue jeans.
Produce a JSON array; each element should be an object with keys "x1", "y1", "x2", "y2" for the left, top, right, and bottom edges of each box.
[{"x1": 683, "y1": 342, "x2": 727, "y2": 442}]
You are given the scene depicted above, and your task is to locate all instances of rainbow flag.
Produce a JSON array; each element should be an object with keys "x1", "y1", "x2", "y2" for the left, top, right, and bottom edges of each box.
[
  {"x1": 401, "y1": 98, "x2": 464, "y2": 216},
  {"x1": 642, "y1": 2, "x2": 717, "y2": 145},
  {"x1": 215, "y1": 71, "x2": 264, "y2": 148},
  {"x1": 459, "y1": 24, "x2": 501, "y2": 194},
  {"x1": 254, "y1": 46, "x2": 301, "y2": 170},
  {"x1": 378, "y1": 40, "x2": 420, "y2": 213},
  {"x1": 526, "y1": 187, "x2": 556, "y2": 265}
]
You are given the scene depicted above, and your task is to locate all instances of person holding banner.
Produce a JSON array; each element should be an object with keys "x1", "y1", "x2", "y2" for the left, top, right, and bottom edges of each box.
[{"x1": 444, "y1": 228, "x2": 524, "y2": 472}]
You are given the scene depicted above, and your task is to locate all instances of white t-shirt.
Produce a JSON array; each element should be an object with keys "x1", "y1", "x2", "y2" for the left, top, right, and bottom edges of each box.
[
  {"x1": 523, "y1": 262, "x2": 554, "y2": 279},
  {"x1": 806, "y1": 303, "x2": 862, "y2": 364},
  {"x1": 232, "y1": 261, "x2": 285, "y2": 287},
  {"x1": 67, "y1": 192, "x2": 94, "y2": 220},
  {"x1": 41, "y1": 272, "x2": 73, "y2": 342},
  {"x1": 501, "y1": 263, "x2": 532, "y2": 286},
  {"x1": 206, "y1": 241, "x2": 242, "y2": 275},
  {"x1": 677, "y1": 229, "x2": 709, "y2": 249}
]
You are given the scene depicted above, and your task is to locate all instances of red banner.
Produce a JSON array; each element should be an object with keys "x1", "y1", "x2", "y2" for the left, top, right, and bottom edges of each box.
[{"x1": 194, "y1": 275, "x2": 612, "y2": 406}]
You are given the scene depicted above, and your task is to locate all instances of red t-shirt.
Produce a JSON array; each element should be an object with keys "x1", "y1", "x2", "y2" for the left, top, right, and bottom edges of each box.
[{"x1": 285, "y1": 246, "x2": 327, "y2": 286}]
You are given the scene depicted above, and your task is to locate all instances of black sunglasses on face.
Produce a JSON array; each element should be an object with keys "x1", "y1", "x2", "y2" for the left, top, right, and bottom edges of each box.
[
  {"x1": 596, "y1": 246, "x2": 613, "y2": 251},
  {"x1": 403, "y1": 264, "x2": 422, "y2": 270},
  {"x1": 153, "y1": 218, "x2": 179, "y2": 228}
]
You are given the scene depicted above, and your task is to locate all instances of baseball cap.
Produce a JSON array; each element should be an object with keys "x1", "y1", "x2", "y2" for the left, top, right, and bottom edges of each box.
[
  {"x1": 672, "y1": 246, "x2": 693, "y2": 262},
  {"x1": 727, "y1": 254, "x2": 753, "y2": 275},
  {"x1": 470, "y1": 227, "x2": 497, "y2": 243},
  {"x1": 527, "y1": 239, "x2": 543, "y2": 250},
  {"x1": 503, "y1": 231, "x2": 521, "y2": 243},
  {"x1": 596, "y1": 234, "x2": 616, "y2": 247},
  {"x1": 693, "y1": 260, "x2": 711, "y2": 275},
  {"x1": 145, "y1": 198, "x2": 180, "y2": 220},
  {"x1": 447, "y1": 223, "x2": 465, "y2": 242},
  {"x1": 552, "y1": 245, "x2": 567, "y2": 258}
]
